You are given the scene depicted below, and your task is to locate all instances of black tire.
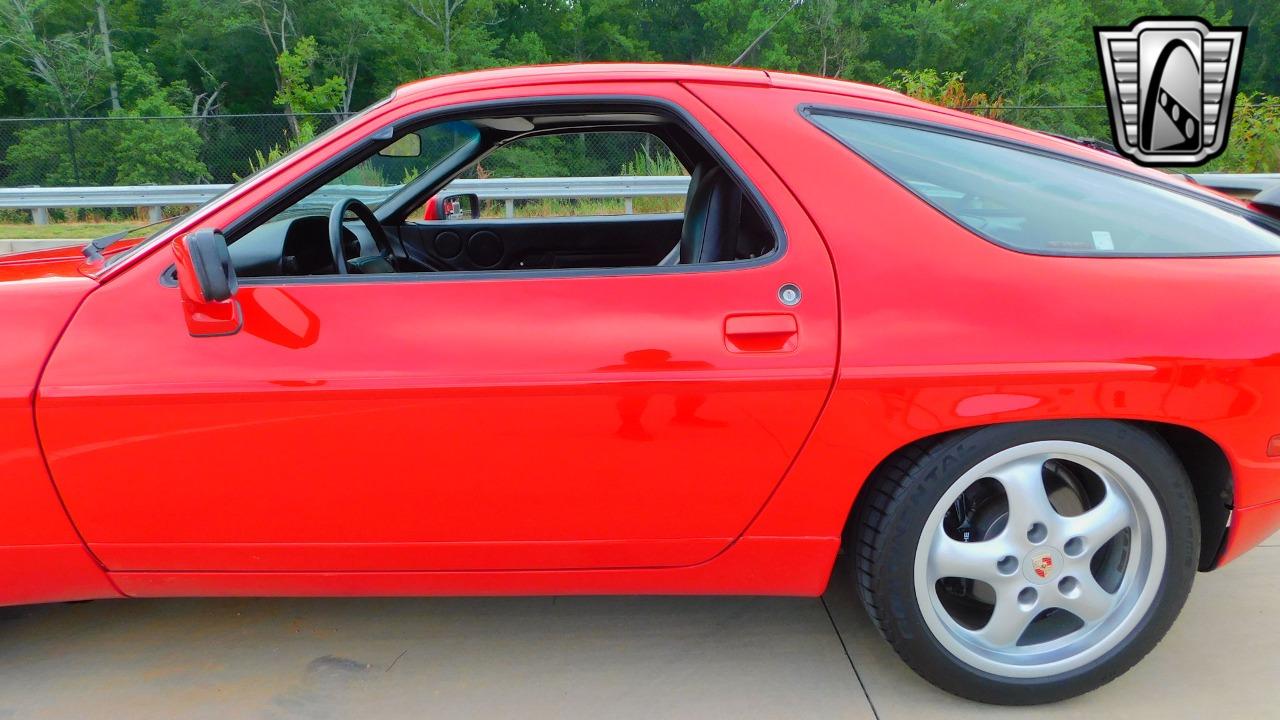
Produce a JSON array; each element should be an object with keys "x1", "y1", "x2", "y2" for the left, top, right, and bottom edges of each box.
[{"x1": 849, "y1": 420, "x2": 1199, "y2": 705}]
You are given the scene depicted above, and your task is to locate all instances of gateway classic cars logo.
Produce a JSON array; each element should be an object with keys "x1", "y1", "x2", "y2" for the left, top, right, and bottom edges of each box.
[{"x1": 1095, "y1": 17, "x2": 1246, "y2": 166}]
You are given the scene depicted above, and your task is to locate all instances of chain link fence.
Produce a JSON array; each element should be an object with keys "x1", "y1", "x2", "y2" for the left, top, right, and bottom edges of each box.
[
  {"x1": 0, "y1": 106, "x2": 1120, "y2": 191},
  {"x1": 0, "y1": 114, "x2": 689, "y2": 190},
  {"x1": 0, "y1": 113, "x2": 347, "y2": 189}
]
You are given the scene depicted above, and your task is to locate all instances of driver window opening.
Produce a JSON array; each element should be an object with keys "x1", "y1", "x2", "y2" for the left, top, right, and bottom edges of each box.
[
  {"x1": 446, "y1": 131, "x2": 687, "y2": 219},
  {"x1": 227, "y1": 108, "x2": 777, "y2": 278}
]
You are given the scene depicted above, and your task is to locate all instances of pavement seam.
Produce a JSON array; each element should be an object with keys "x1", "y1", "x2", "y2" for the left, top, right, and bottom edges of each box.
[{"x1": 821, "y1": 596, "x2": 881, "y2": 720}]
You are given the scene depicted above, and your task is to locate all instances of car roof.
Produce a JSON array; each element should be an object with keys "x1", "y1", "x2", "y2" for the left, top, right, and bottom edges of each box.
[
  {"x1": 393, "y1": 63, "x2": 1223, "y2": 202},
  {"x1": 391, "y1": 64, "x2": 1048, "y2": 154},
  {"x1": 395, "y1": 62, "x2": 924, "y2": 105}
]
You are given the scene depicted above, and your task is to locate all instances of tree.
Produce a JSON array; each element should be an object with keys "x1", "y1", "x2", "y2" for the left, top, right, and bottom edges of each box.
[
  {"x1": 800, "y1": 0, "x2": 867, "y2": 78},
  {"x1": 1231, "y1": 0, "x2": 1280, "y2": 95},
  {"x1": 112, "y1": 92, "x2": 210, "y2": 185},
  {"x1": 401, "y1": 0, "x2": 502, "y2": 74},
  {"x1": 95, "y1": 0, "x2": 120, "y2": 111},
  {"x1": 272, "y1": 35, "x2": 345, "y2": 140},
  {"x1": 407, "y1": 0, "x2": 466, "y2": 61},
  {"x1": 4, "y1": 51, "x2": 207, "y2": 187},
  {"x1": 729, "y1": 0, "x2": 799, "y2": 67},
  {"x1": 318, "y1": 0, "x2": 397, "y2": 112},
  {"x1": 694, "y1": 0, "x2": 804, "y2": 69},
  {"x1": 497, "y1": 0, "x2": 656, "y2": 63},
  {"x1": 0, "y1": 0, "x2": 107, "y2": 117},
  {"x1": 2, "y1": 0, "x2": 1280, "y2": 184}
]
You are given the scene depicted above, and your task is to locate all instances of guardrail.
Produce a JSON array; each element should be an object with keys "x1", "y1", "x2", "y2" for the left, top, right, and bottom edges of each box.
[
  {"x1": 0, "y1": 184, "x2": 224, "y2": 224},
  {"x1": 0, "y1": 176, "x2": 695, "y2": 224},
  {"x1": 0, "y1": 173, "x2": 1276, "y2": 226}
]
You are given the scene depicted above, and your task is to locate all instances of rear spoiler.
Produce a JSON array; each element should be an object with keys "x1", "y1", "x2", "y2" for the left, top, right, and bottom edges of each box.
[
  {"x1": 1249, "y1": 184, "x2": 1280, "y2": 220},
  {"x1": 1187, "y1": 173, "x2": 1280, "y2": 220}
]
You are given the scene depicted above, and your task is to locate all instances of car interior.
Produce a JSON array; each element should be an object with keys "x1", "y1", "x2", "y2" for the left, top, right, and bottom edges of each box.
[{"x1": 227, "y1": 105, "x2": 778, "y2": 278}]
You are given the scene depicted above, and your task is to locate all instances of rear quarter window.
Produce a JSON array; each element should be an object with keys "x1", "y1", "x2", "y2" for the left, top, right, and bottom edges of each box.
[{"x1": 806, "y1": 110, "x2": 1280, "y2": 257}]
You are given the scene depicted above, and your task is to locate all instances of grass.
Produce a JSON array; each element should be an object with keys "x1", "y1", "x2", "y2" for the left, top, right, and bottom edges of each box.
[
  {"x1": 0, "y1": 221, "x2": 140, "y2": 240},
  {"x1": 478, "y1": 195, "x2": 685, "y2": 218}
]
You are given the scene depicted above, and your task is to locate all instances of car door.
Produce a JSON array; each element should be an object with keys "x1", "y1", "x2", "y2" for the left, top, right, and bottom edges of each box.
[
  {"x1": 36, "y1": 84, "x2": 839, "y2": 573},
  {"x1": 398, "y1": 213, "x2": 684, "y2": 272}
]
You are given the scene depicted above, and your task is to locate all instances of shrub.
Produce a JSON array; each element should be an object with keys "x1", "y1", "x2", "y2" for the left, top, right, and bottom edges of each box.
[{"x1": 1205, "y1": 93, "x2": 1280, "y2": 173}]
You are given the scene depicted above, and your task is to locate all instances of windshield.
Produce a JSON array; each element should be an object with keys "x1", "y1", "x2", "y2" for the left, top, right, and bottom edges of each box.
[{"x1": 268, "y1": 120, "x2": 481, "y2": 224}]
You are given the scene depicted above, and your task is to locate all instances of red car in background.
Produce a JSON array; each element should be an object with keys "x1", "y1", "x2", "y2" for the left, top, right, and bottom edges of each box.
[{"x1": 4, "y1": 64, "x2": 1280, "y2": 704}]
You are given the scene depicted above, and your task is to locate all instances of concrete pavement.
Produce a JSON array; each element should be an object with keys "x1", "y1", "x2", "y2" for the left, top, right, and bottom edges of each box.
[
  {"x1": 825, "y1": 531, "x2": 1280, "y2": 719},
  {"x1": 0, "y1": 534, "x2": 1275, "y2": 719}
]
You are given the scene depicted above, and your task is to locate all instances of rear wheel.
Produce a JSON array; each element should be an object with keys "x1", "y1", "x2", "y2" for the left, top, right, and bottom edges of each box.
[{"x1": 851, "y1": 421, "x2": 1199, "y2": 704}]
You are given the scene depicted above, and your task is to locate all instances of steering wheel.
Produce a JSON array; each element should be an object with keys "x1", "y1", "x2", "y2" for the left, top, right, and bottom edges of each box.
[{"x1": 329, "y1": 198, "x2": 393, "y2": 275}]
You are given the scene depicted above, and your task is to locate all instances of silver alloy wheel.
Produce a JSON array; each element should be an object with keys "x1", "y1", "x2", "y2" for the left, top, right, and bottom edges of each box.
[{"x1": 913, "y1": 441, "x2": 1166, "y2": 678}]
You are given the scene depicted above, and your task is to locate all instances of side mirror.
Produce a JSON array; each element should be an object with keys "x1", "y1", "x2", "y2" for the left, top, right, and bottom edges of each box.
[
  {"x1": 173, "y1": 229, "x2": 241, "y2": 336},
  {"x1": 422, "y1": 193, "x2": 480, "y2": 221}
]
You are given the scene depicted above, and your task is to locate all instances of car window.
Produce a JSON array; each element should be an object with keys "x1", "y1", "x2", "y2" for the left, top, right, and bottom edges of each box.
[
  {"x1": 461, "y1": 131, "x2": 687, "y2": 218},
  {"x1": 273, "y1": 121, "x2": 481, "y2": 223},
  {"x1": 229, "y1": 113, "x2": 777, "y2": 279},
  {"x1": 807, "y1": 111, "x2": 1280, "y2": 256}
]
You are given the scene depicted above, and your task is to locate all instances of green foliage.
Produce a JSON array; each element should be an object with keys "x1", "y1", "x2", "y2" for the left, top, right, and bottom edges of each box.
[
  {"x1": 883, "y1": 69, "x2": 1005, "y2": 117},
  {"x1": 235, "y1": 142, "x2": 296, "y2": 182},
  {"x1": 1203, "y1": 94, "x2": 1280, "y2": 173},
  {"x1": 3, "y1": 55, "x2": 207, "y2": 186},
  {"x1": 5, "y1": 122, "x2": 114, "y2": 185},
  {"x1": 475, "y1": 137, "x2": 572, "y2": 178},
  {"x1": 2, "y1": 0, "x2": 1280, "y2": 185},
  {"x1": 621, "y1": 148, "x2": 685, "y2": 177},
  {"x1": 274, "y1": 36, "x2": 346, "y2": 137},
  {"x1": 112, "y1": 97, "x2": 209, "y2": 185},
  {"x1": 472, "y1": 132, "x2": 677, "y2": 180},
  {"x1": 110, "y1": 53, "x2": 209, "y2": 184},
  {"x1": 480, "y1": 195, "x2": 684, "y2": 218},
  {"x1": 336, "y1": 162, "x2": 391, "y2": 187},
  {"x1": 503, "y1": 32, "x2": 551, "y2": 65}
]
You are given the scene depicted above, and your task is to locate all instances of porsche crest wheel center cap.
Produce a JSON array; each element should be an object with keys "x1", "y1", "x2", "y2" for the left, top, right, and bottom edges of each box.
[{"x1": 1024, "y1": 548, "x2": 1063, "y2": 584}]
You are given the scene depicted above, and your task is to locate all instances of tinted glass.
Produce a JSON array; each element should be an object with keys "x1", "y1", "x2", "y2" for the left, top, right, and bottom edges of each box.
[
  {"x1": 809, "y1": 112, "x2": 1280, "y2": 256},
  {"x1": 269, "y1": 121, "x2": 480, "y2": 224}
]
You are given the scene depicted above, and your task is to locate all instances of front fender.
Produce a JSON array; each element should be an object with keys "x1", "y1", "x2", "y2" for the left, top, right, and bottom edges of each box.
[{"x1": 0, "y1": 277, "x2": 120, "y2": 605}]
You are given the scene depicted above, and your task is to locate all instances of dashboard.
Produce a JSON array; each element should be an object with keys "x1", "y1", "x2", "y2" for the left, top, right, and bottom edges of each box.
[{"x1": 230, "y1": 216, "x2": 374, "y2": 277}]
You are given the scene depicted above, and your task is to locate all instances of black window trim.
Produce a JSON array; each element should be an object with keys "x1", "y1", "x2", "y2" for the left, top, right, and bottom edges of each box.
[
  {"x1": 799, "y1": 103, "x2": 1280, "y2": 259},
  {"x1": 383, "y1": 122, "x2": 690, "y2": 227},
  {"x1": 163, "y1": 95, "x2": 787, "y2": 287}
]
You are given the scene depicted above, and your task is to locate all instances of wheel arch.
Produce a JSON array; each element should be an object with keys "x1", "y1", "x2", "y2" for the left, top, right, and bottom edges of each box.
[
  {"x1": 844, "y1": 419, "x2": 1233, "y2": 572},
  {"x1": 1137, "y1": 421, "x2": 1232, "y2": 570}
]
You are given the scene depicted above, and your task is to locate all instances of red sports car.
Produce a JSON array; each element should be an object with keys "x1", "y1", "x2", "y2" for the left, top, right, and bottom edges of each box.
[{"x1": 4, "y1": 64, "x2": 1280, "y2": 705}]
